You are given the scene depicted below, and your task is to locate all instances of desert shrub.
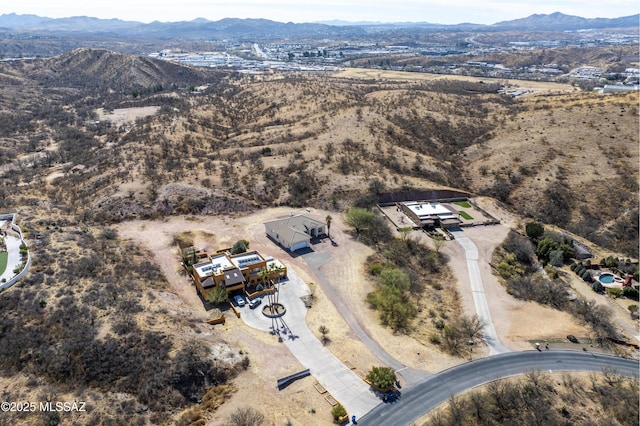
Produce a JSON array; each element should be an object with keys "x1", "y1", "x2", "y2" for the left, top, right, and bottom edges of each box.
[
  {"x1": 497, "y1": 252, "x2": 527, "y2": 279},
  {"x1": 74, "y1": 256, "x2": 102, "y2": 278},
  {"x1": 378, "y1": 267, "x2": 410, "y2": 291},
  {"x1": 544, "y1": 265, "x2": 559, "y2": 279},
  {"x1": 171, "y1": 341, "x2": 227, "y2": 401},
  {"x1": 205, "y1": 286, "x2": 228, "y2": 304},
  {"x1": 229, "y1": 407, "x2": 264, "y2": 426},
  {"x1": 287, "y1": 170, "x2": 319, "y2": 207},
  {"x1": 506, "y1": 275, "x2": 569, "y2": 309},
  {"x1": 549, "y1": 249, "x2": 565, "y2": 267},
  {"x1": 101, "y1": 228, "x2": 118, "y2": 240},
  {"x1": 536, "y1": 238, "x2": 557, "y2": 265},
  {"x1": 366, "y1": 366, "x2": 397, "y2": 390},
  {"x1": 369, "y1": 263, "x2": 383, "y2": 275},
  {"x1": 501, "y1": 230, "x2": 535, "y2": 269},
  {"x1": 366, "y1": 285, "x2": 416, "y2": 332},
  {"x1": 331, "y1": 404, "x2": 347, "y2": 422},
  {"x1": 623, "y1": 286, "x2": 639, "y2": 301},
  {"x1": 360, "y1": 215, "x2": 393, "y2": 247},
  {"x1": 571, "y1": 299, "x2": 617, "y2": 343},
  {"x1": 539, "y1": 181, "x2": 573, "y2": 226},
  {"x1": 137, "y1": 260, "x2": 165, "y2": 282},
  {"x1": 606, "y1": 287, "x2": 624, "y2": 299}
]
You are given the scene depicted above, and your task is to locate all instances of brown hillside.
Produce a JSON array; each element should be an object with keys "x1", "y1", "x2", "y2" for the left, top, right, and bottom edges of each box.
[
  {"x1": 0, "y1": 49, "x2": 637, "y2": 425},
  {"x1": 464, "y1": 91, "x2": 639, "y2": 256},
  {"x1": 0, "y1": 50, "x2": 637, "y2": 255},
  {"x1": 8, "y1": 48, "x2": 224, "y2": 91}
]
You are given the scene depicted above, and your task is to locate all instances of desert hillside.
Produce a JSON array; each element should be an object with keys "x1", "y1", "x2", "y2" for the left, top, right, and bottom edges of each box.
[
  {"x1": 3, "y1": 50, "x2": 635, "y2": 255},
  {"x1": 0, "y1": 49, "x2": 637, "y2": 425}
]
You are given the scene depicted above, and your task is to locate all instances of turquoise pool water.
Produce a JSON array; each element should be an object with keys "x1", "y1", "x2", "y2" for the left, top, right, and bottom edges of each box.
[{"x1": 599, "y1": 274, "x2": 614, "y2": 284}]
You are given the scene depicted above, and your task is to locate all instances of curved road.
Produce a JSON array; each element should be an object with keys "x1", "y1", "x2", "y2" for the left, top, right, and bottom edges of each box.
[
  {"x1": 301, "y1": 250, "x2": 429, "y2": 385},
  {"x1": 360, "y1": 351, "x2": 639, "y2": 425}
]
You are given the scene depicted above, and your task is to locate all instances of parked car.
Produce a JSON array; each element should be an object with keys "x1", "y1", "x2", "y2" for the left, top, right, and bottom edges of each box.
[
  {"x1": 234, "y1": 295, "x2": 246, "y2": 307},
  {"x1": 249, "y1": 298, "x2": 262, "y2": 310}
]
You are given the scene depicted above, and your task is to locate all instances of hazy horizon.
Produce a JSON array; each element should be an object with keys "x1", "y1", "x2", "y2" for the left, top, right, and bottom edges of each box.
[{"x1": 6, "y1": 1, "x2": 639, "y2": 26}]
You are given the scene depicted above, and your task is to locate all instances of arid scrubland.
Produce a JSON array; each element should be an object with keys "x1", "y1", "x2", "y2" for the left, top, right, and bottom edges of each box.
[{"x1": 0, "y1": 48, "x2": 637, "y2": 425}]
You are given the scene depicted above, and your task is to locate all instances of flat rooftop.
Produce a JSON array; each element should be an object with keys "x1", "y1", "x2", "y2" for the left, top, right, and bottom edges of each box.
[
  {"x1": 403, "y1": 201, "x2": 453, "y2": 218},
  {"x1": 265, "y1": 257, "x2": 285, "y2": 270},
  {"x1": 194, "y1": 253, "x2": 235, "y2": 278},
  {"x1": 231, "y1": 251, "x2": 265, "y2": 269}
]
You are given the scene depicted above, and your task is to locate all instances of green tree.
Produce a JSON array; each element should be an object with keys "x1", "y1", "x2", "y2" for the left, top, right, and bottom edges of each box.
[
  {"x1": 205, "y1": 286, "x2": 228, "y2": 304},
  {"x1": 378, "y1": 267, "x2": 410, "y2": 291},
  {"x1": 366, "y1": 366, "x2": 396, "y2": 391},
  {"x1": 525, "y1": 222, "x2": 545, "y2": 240},
  {"x1": 231, "y1": 239, "x2": 250, "y2": 254},
  {"x1": 344, "y1": 207, "x2": 374, "y2": 235},
  {"x1": 457, "y1": 314, "x2": 486, "y2": 341},
  {"x1": 366, "y1": 285, "x2": 415, "y2": 331},
  {"x1": 536, "y1": 238, "x2": 558, "y2": 265},
  {"x1": 325, "y1": 214, "x2": 332, "y2": 238}
]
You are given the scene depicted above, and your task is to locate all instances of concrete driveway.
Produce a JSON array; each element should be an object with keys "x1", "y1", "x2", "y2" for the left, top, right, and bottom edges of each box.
[
  {"x1": 0, "y1": 234, "x2": 22, "y2": 284},
  {"x1": 240, "y1": 267, "x2": 381, "y2": 419},
  {"x1": 451, "y1": 229, "x2": 510, "y2": 355}
]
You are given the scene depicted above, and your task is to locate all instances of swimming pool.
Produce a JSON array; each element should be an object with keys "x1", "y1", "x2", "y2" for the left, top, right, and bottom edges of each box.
[
  {"x1": 599, "y1": 273, "x2": 615, "y2": 284},
  {"x1": 599, "y1": 273, "x2": 623, "y2": 285}
]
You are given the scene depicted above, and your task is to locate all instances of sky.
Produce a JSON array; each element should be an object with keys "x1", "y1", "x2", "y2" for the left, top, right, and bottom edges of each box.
[{"x1": 4, "y1": 1, "x2": 639, "y2": 25}]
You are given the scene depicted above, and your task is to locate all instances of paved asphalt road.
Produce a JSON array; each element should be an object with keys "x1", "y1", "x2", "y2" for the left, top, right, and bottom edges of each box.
[
  {"x1": 359, "y1": 351, "x2": 639, "y2": 425},
  {"x1": 301, "y1": 249, "x2": 430, "y2": 386}
]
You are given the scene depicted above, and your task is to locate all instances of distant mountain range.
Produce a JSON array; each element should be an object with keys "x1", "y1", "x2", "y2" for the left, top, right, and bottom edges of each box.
[{"x1": 0, "y1": 12, "x2": 637, "y2": 40}]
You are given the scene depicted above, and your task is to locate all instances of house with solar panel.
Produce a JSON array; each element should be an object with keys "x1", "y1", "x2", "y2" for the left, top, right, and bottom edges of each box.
[{"x1": 191, "y1": 249, "x2": 286, "y2": 301}]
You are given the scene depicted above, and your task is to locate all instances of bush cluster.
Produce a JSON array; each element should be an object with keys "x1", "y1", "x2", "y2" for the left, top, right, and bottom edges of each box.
[{"x1": 425, "y1": 371, "x2": 638, "y2": 426}]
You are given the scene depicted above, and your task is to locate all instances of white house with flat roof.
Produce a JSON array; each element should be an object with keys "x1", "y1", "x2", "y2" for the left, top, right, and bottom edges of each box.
[{"x1": 400, "y1": 201, "x2": 461, "y2": 229}]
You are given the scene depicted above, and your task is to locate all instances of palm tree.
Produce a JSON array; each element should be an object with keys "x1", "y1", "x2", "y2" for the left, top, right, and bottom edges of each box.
[{"x1": 325, "y1": 214, "x2": 333, "y2": 238}]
